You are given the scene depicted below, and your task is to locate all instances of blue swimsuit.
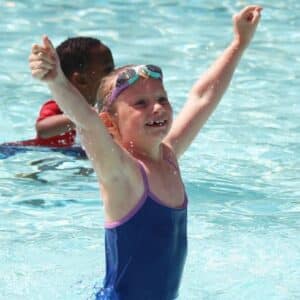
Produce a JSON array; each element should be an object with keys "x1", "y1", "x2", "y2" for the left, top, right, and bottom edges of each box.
[{"x1": 96, "y1": 162, "x2": 187, "y2": 300}]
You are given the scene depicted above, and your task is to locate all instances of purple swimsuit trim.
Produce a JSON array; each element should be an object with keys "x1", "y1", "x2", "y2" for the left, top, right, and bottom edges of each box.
[
  {"x1": 105, "y1": 162, "x2": 148, "y2": 229},
  {"x1": 105, "y1": 161, "x2": 187, "y2": 229},
  {"x1": 148, "y1": 190, "x2": 187, "y2": 210},
  {"x1": 104, "y1": 189, "x2": 147, "y2": 229}
]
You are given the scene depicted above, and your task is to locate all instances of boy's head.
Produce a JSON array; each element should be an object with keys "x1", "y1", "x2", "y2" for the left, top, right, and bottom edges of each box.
[{"x1": 56, "y1": 37, "x2": 114, "y2": 106}]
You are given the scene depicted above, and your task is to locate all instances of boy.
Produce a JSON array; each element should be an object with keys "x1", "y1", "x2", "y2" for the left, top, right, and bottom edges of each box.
[{"x1": 8, "y1": 37, "x2": 114, "y2": 147}]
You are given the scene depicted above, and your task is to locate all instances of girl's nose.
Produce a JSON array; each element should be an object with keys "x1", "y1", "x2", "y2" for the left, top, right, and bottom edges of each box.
[{"x1": 152, "y1": 102, "x2": 163, "y2": 113}]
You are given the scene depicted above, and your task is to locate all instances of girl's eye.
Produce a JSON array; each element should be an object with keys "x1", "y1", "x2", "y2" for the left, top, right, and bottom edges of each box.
[
  {"x1": 158, "y1": 97, "x2": 169, "y2": 104},
  {"x1": 134, "y1": 99, "x2": 147, "y2": 107}
]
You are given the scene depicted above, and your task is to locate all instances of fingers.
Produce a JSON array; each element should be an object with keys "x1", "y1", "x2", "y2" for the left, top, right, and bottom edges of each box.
[
  {"x1": 29, "y1": 58, "x2": 54, "y2": 72},
  {"x1": 232, "y1": 5, "x2": 262, "y2": 47},
  {"x1": 250, "y1": 8, "x2": 262, "y2": 26},
  {"x1": 240, "y1": 5, "x2": 262, "y2": 23},
  {"x1": 234, "y1": 5, "x2": 262, "y2": 27},
  {"x1": 31, "y1": 68, "x2": 50, "y2": 80},
  {"x1": 29, "y1": 37, "x2": 56, "y2": 66},
  {"x1": 29, "y1": 54, "x2": 53, "y2": 77},
  {"x1": 29, "y1": 49, "x2": 55, "y2": 65},
  {"x1": 240, "y1": 5, "x2": 262, "y2": 16},
  {"x1": 29, "y1": 36, "x2": 57, "y2": 81},
  {"x1": 31, "y1": 35, "x2": 56, "y2": 61},
  {"x1": 31, "y1": 44, "x2": 46, "y2": 55},
  {"x1": 29, "y1": 49, "x2": 55, "y2": 80}
]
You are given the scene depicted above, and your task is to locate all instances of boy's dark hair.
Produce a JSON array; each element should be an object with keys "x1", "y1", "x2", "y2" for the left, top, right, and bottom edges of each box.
[{"x1": 56, "y1": 37, "x2": 113, "y2": 78}]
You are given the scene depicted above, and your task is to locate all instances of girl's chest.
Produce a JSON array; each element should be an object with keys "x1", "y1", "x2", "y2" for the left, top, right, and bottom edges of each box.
[{"x1": 146, "y1": 163, "x2": 185, "y2": 208}]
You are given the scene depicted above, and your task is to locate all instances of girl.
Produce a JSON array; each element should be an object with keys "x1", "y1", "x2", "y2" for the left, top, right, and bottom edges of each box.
[{"x1": 29, "y1": 5, "x2": 262, "y2": 300}]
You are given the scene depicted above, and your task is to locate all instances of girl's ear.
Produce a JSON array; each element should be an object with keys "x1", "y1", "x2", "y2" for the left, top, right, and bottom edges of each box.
[{"x1": 99, "y1": 112, "x2": 121, "y2": 141}]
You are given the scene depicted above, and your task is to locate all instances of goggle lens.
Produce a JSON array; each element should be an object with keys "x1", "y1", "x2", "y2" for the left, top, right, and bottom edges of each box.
[{"x1": 106, "y1": 64, "x2": 163, "y2": 109}]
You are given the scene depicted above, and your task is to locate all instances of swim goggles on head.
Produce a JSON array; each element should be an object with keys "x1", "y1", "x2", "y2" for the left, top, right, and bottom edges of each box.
[{"x1": 108, "y1": 64, "x2": 163, "y2": 106}]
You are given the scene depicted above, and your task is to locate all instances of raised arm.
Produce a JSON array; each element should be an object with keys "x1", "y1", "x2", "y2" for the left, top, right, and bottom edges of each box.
[
  {"x1": 165, "y1": 5, "x2": 262, "y2": 158},
  {"x1": 29, "y1": 36, "x2": 127, "y2": 183},
  {"x1": 30, "y1": 37, "x2": 97, "y2": 128}
]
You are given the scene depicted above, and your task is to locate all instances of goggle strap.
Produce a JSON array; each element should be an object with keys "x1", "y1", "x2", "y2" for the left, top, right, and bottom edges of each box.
[{"x1": 107, "y1": 65, "x2": 162, "y2": 107}]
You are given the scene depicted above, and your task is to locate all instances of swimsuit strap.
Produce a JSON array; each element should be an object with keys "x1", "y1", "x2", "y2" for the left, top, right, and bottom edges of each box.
[
  {"x1": 136, "y1": 158, "x2": 187, "y2": 209},
  {"x1": 162, "y1": 145, "x2": 180, "y2": 172},
  {"x1": 136, "y1": 146, "x2": 179, "y2": 190},
  {"x1": 136, "y1": 160, "x2": 150, "y2": 193},
  {"x1": 105, "y1": 162, "x2": 149, "y2": 229},
  {"x1": 163, "y1": 156, "x2": 179, "y2": 172}
]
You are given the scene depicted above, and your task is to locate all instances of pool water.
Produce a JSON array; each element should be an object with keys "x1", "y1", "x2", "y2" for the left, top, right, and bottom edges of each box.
[{"x1": 1, "y1": 1, "x2": 300, "y2": 299}]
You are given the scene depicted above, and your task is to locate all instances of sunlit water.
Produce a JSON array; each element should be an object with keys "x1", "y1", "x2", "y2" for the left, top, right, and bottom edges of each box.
[{"x1": 0, "y1": 1, "x2": 299, "y2": 299}]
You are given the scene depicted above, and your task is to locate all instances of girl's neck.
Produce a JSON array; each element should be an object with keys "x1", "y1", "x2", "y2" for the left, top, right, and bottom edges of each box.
[{"x1": 125, "y1": 141, "x2": 163, "y2": 162}]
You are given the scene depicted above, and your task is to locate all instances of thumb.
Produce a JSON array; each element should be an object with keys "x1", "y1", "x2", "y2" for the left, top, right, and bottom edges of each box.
[
  {"x1": 42, "y1": 35, "x2": 55, "y2": 52},
  {"x1": 42, "y1": 35, "x2": 60, "y2": 65}
]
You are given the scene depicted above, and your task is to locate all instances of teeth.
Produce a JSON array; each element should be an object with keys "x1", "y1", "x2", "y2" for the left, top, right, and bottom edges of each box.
[{"x1": 147, "y1": 120, "x2": 166, "y2": 126}]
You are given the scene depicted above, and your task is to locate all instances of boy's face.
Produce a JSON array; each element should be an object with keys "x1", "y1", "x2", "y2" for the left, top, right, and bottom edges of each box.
[{"x1": 75, "y1": 45, "x2": 114, "y2": 106}]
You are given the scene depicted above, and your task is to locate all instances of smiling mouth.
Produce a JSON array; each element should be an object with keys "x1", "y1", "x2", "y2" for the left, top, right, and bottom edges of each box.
[{"x1": 145, "y1": 120, "x2": 167, "y2": 127}]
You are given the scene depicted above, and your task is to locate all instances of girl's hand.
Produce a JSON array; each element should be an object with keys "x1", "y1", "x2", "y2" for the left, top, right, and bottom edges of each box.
[
  {"x1": 233, "y1": 5, "x2": 262, "y2": 48},
  {"x1": 29, "y1": 36, "x2": 65, "y2": 83}
]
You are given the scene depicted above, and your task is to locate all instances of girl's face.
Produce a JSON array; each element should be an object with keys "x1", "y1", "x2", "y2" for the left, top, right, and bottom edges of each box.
[{"x1": 112, "y1": 77, "x2": 173, "y2": 150}]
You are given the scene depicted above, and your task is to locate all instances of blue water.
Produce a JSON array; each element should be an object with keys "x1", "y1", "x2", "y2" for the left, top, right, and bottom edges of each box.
[{"x1": 1, "y1": 1, "x2": 300, "y2": 299}]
